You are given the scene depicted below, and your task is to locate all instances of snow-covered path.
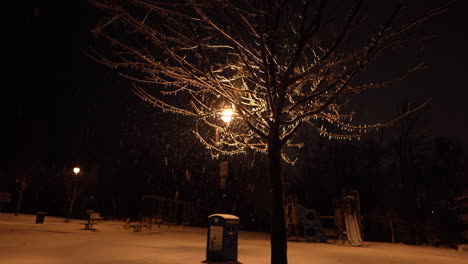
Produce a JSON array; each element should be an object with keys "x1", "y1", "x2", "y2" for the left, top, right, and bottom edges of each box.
[{"x1": 0, "y1": 213, "x2": 465, "y2": 264}]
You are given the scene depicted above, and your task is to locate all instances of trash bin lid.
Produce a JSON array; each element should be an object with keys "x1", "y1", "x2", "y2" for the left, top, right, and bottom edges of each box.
[{"x1": 208, "y1": 214, "x2": 239, "y2": 220}]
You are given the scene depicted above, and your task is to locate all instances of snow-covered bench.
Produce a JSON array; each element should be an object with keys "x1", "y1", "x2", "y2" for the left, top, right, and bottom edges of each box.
[
  {"x1": 129, "y1": 224, "x2": 143, "y2": 232},
  {"x1": 89, "y1": 212, "x2": 104, "y2": 223},
  {"x1": 80, "y1": 222, "x2": 95, "y2": 230},
  {"x1": 129, "y1": 221, "x2": 152, "y2": 232},
  {"x1": 80, "y1": 211, "x2": 103, "y2": 231}
]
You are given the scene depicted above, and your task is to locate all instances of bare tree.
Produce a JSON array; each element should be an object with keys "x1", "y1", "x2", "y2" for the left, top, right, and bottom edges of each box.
[
  {"x1": 15, "y1": 173, "x2": 32, "y2": 216},
  {"x1": 90, "y1": 1, "x2": 450, "y2": 263}
]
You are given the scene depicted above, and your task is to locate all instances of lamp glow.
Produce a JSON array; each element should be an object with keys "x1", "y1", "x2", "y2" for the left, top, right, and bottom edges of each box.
[
  {"x1": 221, "y1": 109, "x2": 233, "y2": 123},
  {"x1": 73, "y1": 167, "x2": 80, "y2": 175}
]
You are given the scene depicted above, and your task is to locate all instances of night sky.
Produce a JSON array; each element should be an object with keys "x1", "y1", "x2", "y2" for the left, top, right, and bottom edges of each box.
[
  {"x1": 7, "y1": 0, "x2": 467, "y2": 152},
  {"x1": 2, "y1": 0, "x2": 468, "y2": 238},
  {"x1": 347, "y1": 0, "x2": 468, "y2": 150}
]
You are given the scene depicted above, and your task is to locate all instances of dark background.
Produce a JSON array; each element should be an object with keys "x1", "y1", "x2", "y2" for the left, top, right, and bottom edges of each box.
[{"x1": 2, "y1": 0, "x2": 467, "y2": 246}]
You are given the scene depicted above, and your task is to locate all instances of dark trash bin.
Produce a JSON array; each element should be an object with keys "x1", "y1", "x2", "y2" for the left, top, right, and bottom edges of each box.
[
  {"x1": 206, "y1": 214, "x2": 239, "y2": 262},
  {"x1": 35, "y1": 212, "x2": 46, "y2": 224}
]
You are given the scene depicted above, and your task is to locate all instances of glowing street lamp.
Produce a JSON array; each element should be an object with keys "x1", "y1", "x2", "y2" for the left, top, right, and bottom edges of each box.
[
  {"x1": 65, "y1": 166, "x2": 82, "y2": 223},
  {"x1": 219, "y1": 109, "x2": 233, "y2": 190},
  {"x1": 221, "y1": 109, "x2": 234, "y2": 123}
]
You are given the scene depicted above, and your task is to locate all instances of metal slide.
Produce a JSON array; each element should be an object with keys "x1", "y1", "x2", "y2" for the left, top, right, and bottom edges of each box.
[
  {"x1": 343, "y1": 196, "x2": 362, "y2": 246},
  {"x1": 344, "y1": 211, "x2": 363, "y2": 246}
]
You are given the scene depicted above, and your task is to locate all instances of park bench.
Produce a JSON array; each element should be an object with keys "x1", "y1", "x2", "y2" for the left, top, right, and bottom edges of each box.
[
  {"x1": 129, "y1": 221, "x2": 154, "y2": 232},
  {"x1": 155, "y1": 217, "x2": 163, "y2": 228},
  {"x1": 123, "y1": 218, "x2": 154, "y2": 232},
  {"x1": 80, "y1": 211, "x2": 104, "y2": 231},
  {"x1": 129, "y1": 224, "x2": 143, "y2": 232},
  {"x1": 89, "y1": 212, "x2": 104, "y2": 223},
  {"x1": 80, "y1": 222, "x2": 95, "y2": 230}
]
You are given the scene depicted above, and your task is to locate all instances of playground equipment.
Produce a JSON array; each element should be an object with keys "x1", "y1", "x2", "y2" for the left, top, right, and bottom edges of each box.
[
  {"x1": 285, "y1": 196, "x2": 327, "y2": 243},
  {"x1": 340, "y1": 190, "x2": 363, "y2": 246},
  {"x1": 140, "y1": 194, "x2": 202, "y2": 227},
  {"x1": 285, "y1": 190, "x2": 363, "y2": 246},
  {"x1": 297, "y1": 205, "x2": 328, "y2": 242}
]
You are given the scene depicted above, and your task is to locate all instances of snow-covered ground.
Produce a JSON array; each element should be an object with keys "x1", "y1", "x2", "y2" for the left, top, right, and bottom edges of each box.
[{"x1": 0, "y1": 213, "x2": 465, "y2": 264}]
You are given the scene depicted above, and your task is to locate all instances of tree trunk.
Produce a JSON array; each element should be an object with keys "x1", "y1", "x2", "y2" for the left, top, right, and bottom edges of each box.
[
  {"x1": 15, "y1": 190, "x2": 24, "y2": 216},
  {"x1": 268, "y1": 123, "x2": 287, "y2": 264}
]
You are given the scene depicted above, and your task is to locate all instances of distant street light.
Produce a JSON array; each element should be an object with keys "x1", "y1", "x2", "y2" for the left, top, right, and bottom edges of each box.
[
  {"x1": 66, "y1": 166, "x2": 82, "y2": 222},
  {"x1": 221, "y1": 109, "x2": 234, "y2": 123}
]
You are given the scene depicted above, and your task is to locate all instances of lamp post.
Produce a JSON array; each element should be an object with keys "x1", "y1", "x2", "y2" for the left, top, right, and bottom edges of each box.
[
  {"x1": 66, "y1": 166, "x2": 81, "y2": 222},
  {"x1": 219, "y1": 109, "x2": 235, "y2": 190}
]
